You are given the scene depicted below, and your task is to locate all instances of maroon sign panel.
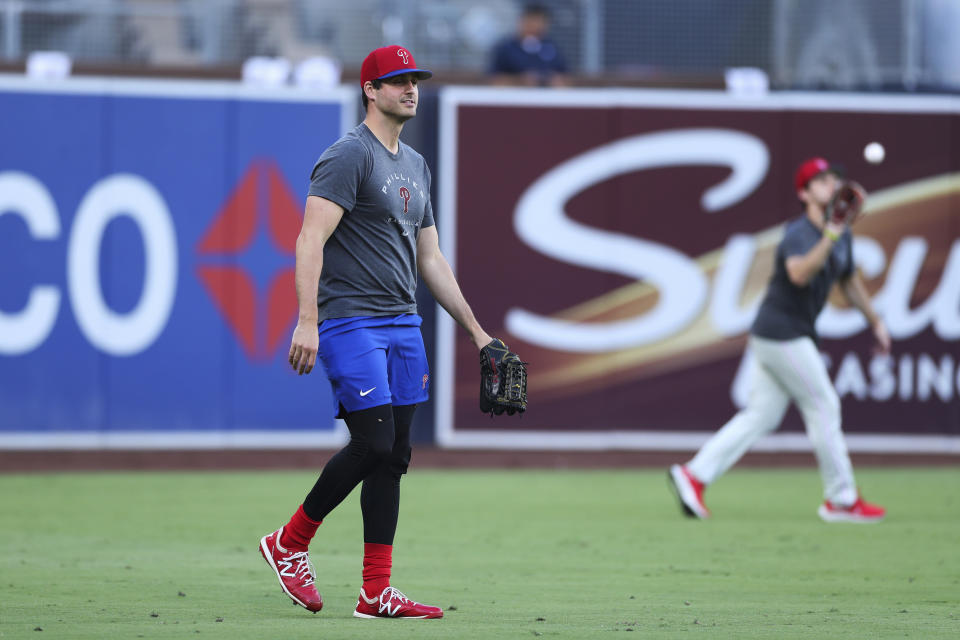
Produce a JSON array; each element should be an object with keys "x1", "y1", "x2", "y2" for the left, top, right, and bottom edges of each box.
[{"x1": 437, "y1": 90, "x2": 959, "y2": 450}]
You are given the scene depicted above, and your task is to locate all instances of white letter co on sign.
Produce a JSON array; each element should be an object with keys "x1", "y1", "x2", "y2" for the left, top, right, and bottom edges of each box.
[{"x1": 0, "y1": 171, "x2": 177, "y2": 356}]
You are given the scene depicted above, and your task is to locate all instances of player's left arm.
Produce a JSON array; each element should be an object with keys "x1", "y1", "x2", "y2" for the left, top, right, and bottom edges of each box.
[
  {"x1": 416, "y1": 225, "x2": 493, "y2": 351},
  {"x1": 839, "y1": 271, "x2": 891, "y2": 354}
]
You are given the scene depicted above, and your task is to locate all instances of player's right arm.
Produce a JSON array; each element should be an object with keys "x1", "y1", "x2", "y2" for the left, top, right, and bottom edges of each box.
[
  {"x1": 289, "y1": 195, "x2": 344, "y2": 375},
  {"x1": 785, "y1": 222, "x2": 845, "y2": 287}
]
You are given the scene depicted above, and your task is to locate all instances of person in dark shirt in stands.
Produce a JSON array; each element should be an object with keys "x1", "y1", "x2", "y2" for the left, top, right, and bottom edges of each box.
[{"x1": 489, "y1": 3, "x2": 569, "y2": 87}]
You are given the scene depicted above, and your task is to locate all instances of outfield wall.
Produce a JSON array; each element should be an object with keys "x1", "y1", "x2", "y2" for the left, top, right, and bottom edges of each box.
[
  {"x1": 2, "y1": 80, "x2": 958, "y2": 453},
  {"x1": 437, "y1": 88, "x2": 960, "y2": 453},
  {"x1": 0, "y1": 77, "x2": 354, "y2": 448}
]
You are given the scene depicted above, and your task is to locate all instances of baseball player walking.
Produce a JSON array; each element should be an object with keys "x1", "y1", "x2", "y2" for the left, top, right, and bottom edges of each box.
[
  {"x1": 258, "y1": 45, "x2": 510, "y2": 619},
  {"x1": 669, "y1": 158, "x2": 889, "y2": 523}
]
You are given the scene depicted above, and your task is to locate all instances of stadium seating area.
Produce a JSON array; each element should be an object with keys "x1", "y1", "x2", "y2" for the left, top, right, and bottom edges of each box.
[{"x1": 1, "y1": 0, "x2": 958, "y2": 90}]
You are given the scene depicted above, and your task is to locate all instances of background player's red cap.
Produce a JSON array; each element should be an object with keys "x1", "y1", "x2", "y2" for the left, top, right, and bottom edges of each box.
[
  {"x1": 794, "y1": 157, "x2": 833, "y2": 192},
  {"x1": 360, "y1": 46, "x2": 433, "y2": 87}
]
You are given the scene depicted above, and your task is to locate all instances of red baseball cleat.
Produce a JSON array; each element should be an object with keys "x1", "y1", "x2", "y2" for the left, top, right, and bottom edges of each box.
[
  {"x1": 818, "y1": 495, "x2": 886, "y2": 523},
  {"x1": 259, "y1": 527, "x2": 323, "y2": 612},
  {"x1": 668, "y1": 464, "x2": 710, "y2": 519},
  {"x1": 353, "y1": 586, "x2": 444, "y2": 619}
]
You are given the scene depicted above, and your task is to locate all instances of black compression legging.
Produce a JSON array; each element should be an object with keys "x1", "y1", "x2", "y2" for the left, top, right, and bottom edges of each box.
[{"x1": 301, "y1": 403, "x2": 416, "y2": 545}]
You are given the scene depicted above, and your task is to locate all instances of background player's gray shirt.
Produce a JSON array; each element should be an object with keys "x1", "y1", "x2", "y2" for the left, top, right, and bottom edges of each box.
[
  {"x1": 308, "y1": 123, "x2": 435, "y2": 322},
  {"x1": 751, "y1": 216, "x2": 853, "y2": 343}
]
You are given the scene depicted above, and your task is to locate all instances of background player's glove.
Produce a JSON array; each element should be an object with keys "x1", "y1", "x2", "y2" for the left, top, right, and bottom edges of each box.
[
  {"x1": 826, "y1": 180, "x2": 866, "y2": 227},
  {"x1": 479, "y1": 338, "x2": 527, "y2": 416}
]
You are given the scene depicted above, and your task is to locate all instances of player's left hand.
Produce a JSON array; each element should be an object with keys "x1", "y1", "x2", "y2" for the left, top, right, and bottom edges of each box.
[
  {"x1": 479, "y1": 338, "x2": 528, "y2": 416},
  {"x1": 871, "y1": 318, "x2": 891, "y2": 355}
]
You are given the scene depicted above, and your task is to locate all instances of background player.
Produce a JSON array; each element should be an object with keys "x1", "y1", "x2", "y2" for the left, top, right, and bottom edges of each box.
[
  {"x1": 259, "y1": 45, "x2": 502, "y2": 619},
  {"x1": 669, "y1": 157, "x2": 890, "y2": 523}
]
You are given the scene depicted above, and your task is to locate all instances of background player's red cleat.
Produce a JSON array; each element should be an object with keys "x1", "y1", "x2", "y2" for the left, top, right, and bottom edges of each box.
[
  {"x1": 668, "y1": 464, "x2": 710, "y2": 519},
  {"x1": 259, "y1": 527, "x2": 323, "y2": 612},
  {"x1": 353, "y1": 586, "x2": 443, "y2": 619},
  {"x1": 818, "y1": 496, "x2": 885, "y2": 523}
]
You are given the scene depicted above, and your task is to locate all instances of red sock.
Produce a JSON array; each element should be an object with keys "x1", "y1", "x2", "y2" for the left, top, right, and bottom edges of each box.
[
  {"x1": 362, "y1": 543, "x2": 392, "y2": 596},
  {"x1": 279, "y1": 504, "x2": 322, "y2": 551}
]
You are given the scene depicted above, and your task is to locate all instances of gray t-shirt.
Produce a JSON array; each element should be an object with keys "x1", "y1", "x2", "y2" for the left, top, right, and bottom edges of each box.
[
  {"x1": 308, "y1": 123, "x2": 435, "y2": 322},
  {"x1": 751, "y1": 216, "x2": 853, "y2": 343}
]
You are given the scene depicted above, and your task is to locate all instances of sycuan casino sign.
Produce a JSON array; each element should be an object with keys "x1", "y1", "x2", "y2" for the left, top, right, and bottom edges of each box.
[{"x1": 437, "y1": 89, "x2": 960, "y2": 451}]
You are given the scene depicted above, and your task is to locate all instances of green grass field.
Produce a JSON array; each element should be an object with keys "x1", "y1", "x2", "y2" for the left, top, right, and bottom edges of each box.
[{"x1": 1, "y1": 467, "x2": 958, "y2": 639}]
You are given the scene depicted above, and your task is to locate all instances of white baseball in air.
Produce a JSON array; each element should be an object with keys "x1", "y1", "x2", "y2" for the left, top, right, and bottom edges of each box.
[{"x1": 863, "y1": 141, "x2": 885, "y2": 164}]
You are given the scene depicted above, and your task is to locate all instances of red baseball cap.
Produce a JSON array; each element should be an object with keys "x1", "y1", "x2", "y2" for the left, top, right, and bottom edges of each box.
[
  {"x1": 360, "y1": 45, "x2": 432, "y2": 87},
  {"x1": 794, "y1": 157, "x2": 833, "y2": 192}
]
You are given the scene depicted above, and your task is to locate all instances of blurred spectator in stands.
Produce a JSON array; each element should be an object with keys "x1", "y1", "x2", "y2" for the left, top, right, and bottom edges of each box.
[{"x1": 488, "y1": 3, "x2": 568, "y2": 87}]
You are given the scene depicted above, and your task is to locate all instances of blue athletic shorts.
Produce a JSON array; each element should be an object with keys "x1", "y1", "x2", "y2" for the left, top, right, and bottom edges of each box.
[{"x1": 316, "y1": 314, "x2": 429, "y2": 417}]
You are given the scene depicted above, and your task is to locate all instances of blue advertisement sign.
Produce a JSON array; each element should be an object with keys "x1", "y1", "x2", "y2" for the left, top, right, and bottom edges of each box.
[{"x1": 0, "y1": 78, "x2": 355, "y2": 447}]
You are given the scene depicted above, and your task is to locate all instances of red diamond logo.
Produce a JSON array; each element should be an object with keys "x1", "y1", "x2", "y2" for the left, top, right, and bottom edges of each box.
[{"x1": 196, "y1": 159, "x2": 302, "y2": 360}]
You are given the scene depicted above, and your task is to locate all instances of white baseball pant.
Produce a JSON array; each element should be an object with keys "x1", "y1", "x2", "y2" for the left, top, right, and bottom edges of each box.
[{"x1": 687, "y1": 335, "x2": 858, "y2": 507}]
